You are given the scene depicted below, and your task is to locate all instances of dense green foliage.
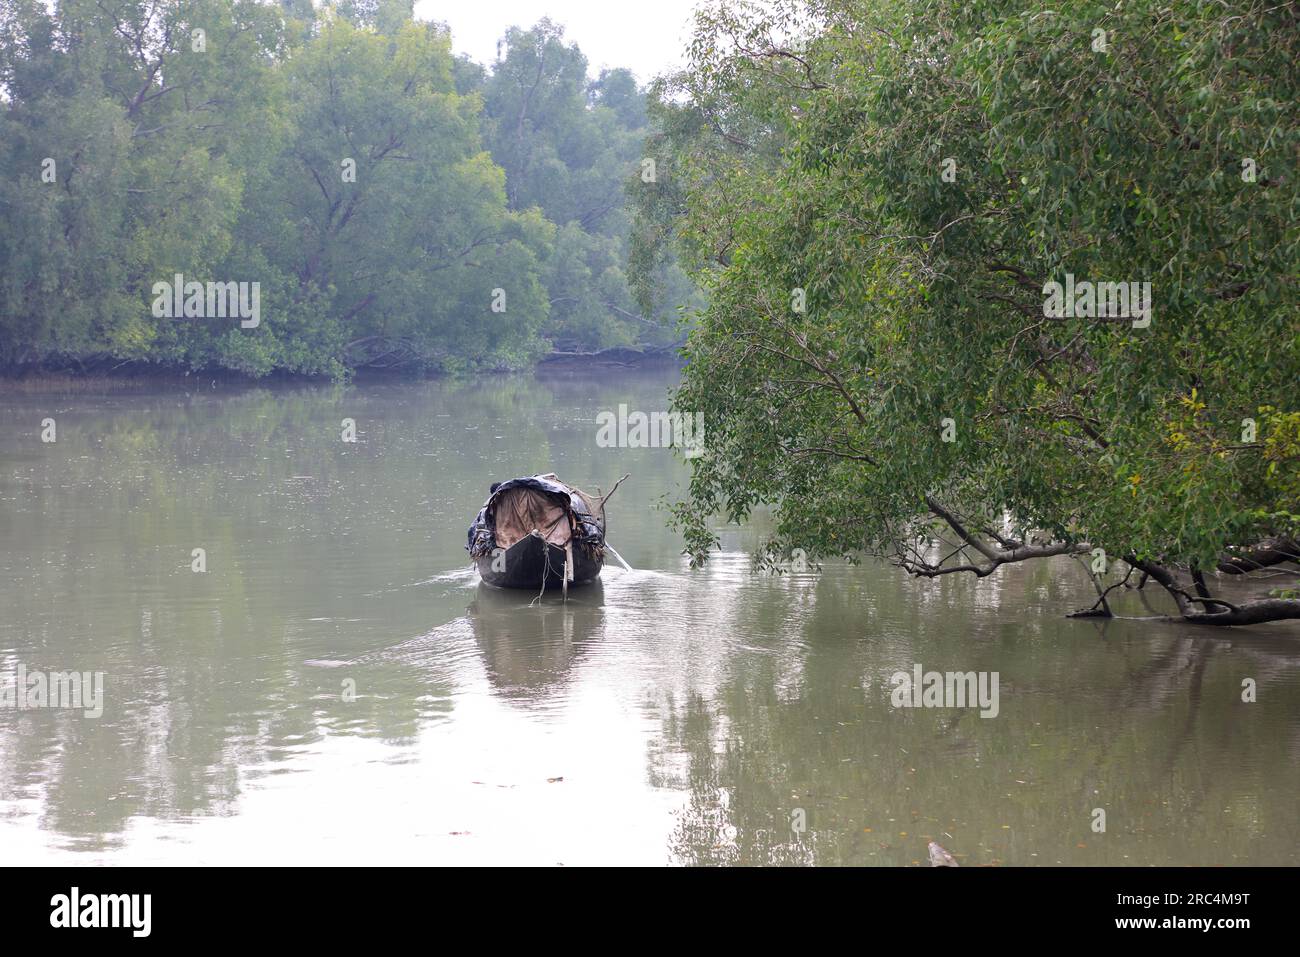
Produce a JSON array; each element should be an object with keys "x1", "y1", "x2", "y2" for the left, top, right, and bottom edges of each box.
[
  {"x1": 638, "y1": 0, "x2": 1299, "y2": 624},
  {"x1": 0, "y1": 1, "x2": 691, "y2": 375},
  {"x1": 478, "y1": 19, "x2": 701, "y2": 351}
]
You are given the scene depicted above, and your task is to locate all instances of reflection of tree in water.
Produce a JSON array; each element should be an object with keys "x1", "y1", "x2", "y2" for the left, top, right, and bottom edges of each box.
[
  {"x1": 1076, "y1": 628, "x2": 1300, "y2": 814},
  {"x1": 653, "y1": 693, "x2": 816, "y2": 867},
  {"x1": 468, "y1": 583, "x2": 607, "y2": 704},
  {"x1": 648, "y1": 620, "x2": 1300, "y2": 866},
  {"x1": 0, "y1": 369, "x2": 690, "y2": 848},
  {"x1": 0, "y1": 380, "x2": 571, "y2": 845},
  {"x1": 0, "y1": 620, "x2": 451, "y2": 848}
]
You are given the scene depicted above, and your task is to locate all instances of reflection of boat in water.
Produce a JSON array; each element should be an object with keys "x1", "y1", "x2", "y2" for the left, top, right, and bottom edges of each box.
[
  {"x1": 466, "y1": 474, "x2": 610, "y2": 590},
  {"x1": 467, "y1": 581, "x2": 606, "y2": 698}
]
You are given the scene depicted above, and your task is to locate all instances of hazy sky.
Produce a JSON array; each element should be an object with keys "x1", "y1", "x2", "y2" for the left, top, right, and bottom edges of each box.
[{"x1": 413, "y1": 0, "x2": 705, "y2": 82}]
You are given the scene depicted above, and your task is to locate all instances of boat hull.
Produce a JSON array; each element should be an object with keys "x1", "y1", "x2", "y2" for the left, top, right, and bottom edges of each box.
[{"x1": 475, "y1": 533, "x2": 603, "y2": 589}]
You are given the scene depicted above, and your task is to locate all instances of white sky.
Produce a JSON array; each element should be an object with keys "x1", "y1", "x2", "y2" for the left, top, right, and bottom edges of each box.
[{"x1": 413, "y1": 0, "x2": 705, "y2": 83}]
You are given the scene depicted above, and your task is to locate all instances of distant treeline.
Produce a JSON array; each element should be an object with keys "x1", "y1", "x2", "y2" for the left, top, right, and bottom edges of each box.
[{"x1": 0, "y1": 0, "x2": 698, "y2": 378}]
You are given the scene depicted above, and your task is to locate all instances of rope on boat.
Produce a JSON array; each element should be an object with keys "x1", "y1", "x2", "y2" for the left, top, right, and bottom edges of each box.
[
  {"x1": 530, "y1": 530, "x2": 552, "y2": 606},
  {"x1": 563, "y1": 541, "x2": 572, "y2": 601},
  {"x1": 516, "y1": 474, "x2": 628, "y2": 604},
  {"x1": 529, "y1": 529, "x2": 576, "y2": 605}
]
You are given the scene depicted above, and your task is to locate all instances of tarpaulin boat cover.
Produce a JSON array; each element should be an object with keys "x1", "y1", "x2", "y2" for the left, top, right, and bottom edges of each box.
[{"x1": 467, "y1": 475, "x2": 605, "y2": 560}]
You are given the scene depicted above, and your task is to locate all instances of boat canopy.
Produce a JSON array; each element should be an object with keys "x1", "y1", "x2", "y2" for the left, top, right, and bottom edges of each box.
[{"x1": 467, "y1": 475, "x2": 605, "y2": 560}]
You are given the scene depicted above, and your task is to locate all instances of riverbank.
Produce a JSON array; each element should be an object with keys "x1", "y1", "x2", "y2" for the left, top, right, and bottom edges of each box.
[
  {"x1": 0, "y1": 368, "x2": 326, "y2": 394},
  {"x1": 0, "y1": 344, "x2": 686, "y2": 394},
  {"x1": 535, "y1": 342, "x2": 685, "y2": 373}
]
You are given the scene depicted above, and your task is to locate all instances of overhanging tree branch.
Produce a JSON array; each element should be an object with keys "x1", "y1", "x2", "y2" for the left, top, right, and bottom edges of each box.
[{"x1": 895, "y1": 497, "x2": 1090, "y2": 578}]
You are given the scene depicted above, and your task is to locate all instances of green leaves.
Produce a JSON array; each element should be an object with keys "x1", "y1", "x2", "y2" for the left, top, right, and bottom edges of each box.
[
  {"x1": 1, "y1": 3, "x2": 685, "y2": 375},
  {"x1": 644, "y1": 0, "x2": 1299, "y2": 577}
]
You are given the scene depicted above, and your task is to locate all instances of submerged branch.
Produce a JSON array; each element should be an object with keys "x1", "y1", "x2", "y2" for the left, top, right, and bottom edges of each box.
[{"x1": 1130, "y1": 559, "x2": 1300, "y2": 626}]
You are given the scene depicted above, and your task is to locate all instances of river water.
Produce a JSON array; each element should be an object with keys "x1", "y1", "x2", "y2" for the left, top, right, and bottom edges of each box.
[{"x1": 1, "y1": 368, "x2": 1297, "y2": 865}]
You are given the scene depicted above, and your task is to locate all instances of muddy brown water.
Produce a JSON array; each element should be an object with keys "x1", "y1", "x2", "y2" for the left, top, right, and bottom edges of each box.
[{"x1": 1, "y1": 368, "x2": 1297, "y2": 864}]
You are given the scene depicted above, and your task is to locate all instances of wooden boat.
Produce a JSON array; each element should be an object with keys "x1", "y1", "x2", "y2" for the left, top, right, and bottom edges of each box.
[{"x1": 466, "y1": 473, "x2": 617, "y2": 591}]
